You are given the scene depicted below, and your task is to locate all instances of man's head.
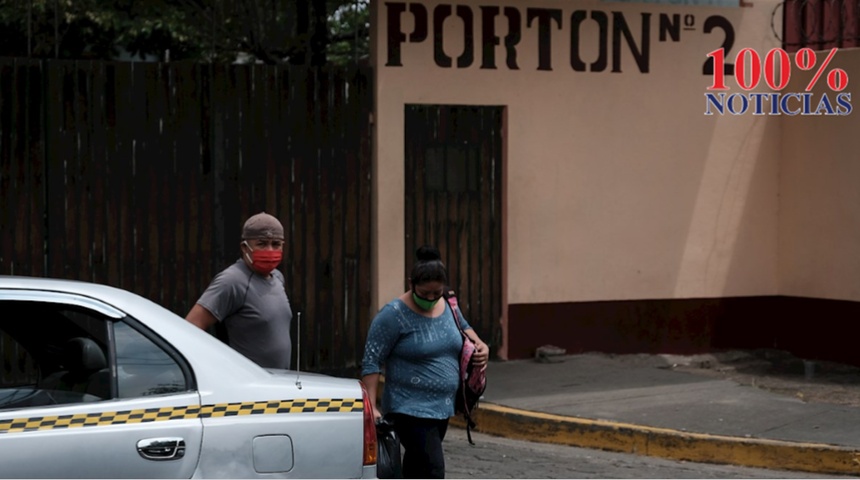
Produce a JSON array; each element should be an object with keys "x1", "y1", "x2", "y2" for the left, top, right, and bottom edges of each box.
[
  {"x1": 242, "y1": 212, "x2": 285, "y2": 241},
  {"x1": 241, "y1": 212, "x2": 285, "y2": 275}
]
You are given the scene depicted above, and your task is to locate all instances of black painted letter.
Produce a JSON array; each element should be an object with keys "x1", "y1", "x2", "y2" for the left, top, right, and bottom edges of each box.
[
  {"x1": 527, "y1": 8, "x2": 562, "y2": 71},
  {"x1": 409, "y1": 4, "x2": 429, "y2": 43},
  {"x1": 456, "y1": 5, "x2": 475, "y2": 68},
  {"x1": 659, "y1": 14, "x2": 680, "y2": 42},
  {"x1": 504, "y1": 7, "x2": 522, "y2": 70},
  {"x1": 481, "y1": 6, "x2": 500, "y2": 69},
  {"x1": 570, "y1": 11, "x2": 608, "y2": 72},
  {"x1": 612, "y1": 12, "x2": 650, "y2": 73},
  {"x1": 434, "y1": 5, "x2": 454, "y2": 67},
  {"x1": 385, "y1": 2, "x2": 428, "y2": 67},
  {"x1": 386, "y1": 2, "x2": 408, "y2": 66}
]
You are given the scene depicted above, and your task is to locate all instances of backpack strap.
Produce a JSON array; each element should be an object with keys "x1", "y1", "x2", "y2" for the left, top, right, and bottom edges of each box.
[
  {"x1": 444, "y1": 289, "x2": 477, "y2": 445},
  {"x1": 445, "y1": 289, "x2": 465, "y2": 335}
]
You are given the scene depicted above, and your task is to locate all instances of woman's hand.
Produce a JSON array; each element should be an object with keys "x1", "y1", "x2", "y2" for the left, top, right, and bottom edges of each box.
[{"x1": 472, "y1": 339, "x2": 490, "y2": 367}]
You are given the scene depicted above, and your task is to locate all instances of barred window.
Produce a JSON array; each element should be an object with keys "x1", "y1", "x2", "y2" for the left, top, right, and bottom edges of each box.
[{"x1": 781, "y1": 0, "x2": 860, "y2": 52}]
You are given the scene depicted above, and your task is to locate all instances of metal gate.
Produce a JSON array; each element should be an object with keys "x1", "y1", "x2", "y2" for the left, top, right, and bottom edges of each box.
[{"x1": 404, "y1": 104, "x2": 503, "y2": 352}]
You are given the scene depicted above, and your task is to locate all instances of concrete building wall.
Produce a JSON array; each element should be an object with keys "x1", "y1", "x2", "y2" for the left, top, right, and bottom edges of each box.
[
  {"x1": 370, "y1": 0, "x2": 860, "y2": 362},
  {"x1": 781, "y1": 50, "x2": 860, "y2": 301}
]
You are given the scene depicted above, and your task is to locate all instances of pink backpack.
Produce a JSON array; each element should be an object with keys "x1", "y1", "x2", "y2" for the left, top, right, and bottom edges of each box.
[{"x1": 445, "y1": 290, "x2": 487, "y2": 445}]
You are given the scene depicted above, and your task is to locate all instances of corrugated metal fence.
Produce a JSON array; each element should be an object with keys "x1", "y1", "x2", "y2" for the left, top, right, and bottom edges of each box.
[{"x1": 0, "y1": 59, "x2": 373, "y2": 377}]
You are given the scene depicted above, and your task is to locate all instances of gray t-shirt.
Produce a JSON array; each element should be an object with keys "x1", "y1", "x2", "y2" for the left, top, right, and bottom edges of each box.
[{"x1": 197, "y1": 259, "x2": 293, "y2": 369}]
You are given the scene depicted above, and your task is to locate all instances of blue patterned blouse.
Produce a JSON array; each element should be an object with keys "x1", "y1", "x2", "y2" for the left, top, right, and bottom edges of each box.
[{"x1": 361, "y1": 298, "x2": 471, "y2": 419}]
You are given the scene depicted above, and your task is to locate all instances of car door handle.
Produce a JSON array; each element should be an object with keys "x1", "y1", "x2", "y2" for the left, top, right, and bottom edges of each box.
[{"x1": 137, "y1": 437, "x2": 186, "y2": 461}]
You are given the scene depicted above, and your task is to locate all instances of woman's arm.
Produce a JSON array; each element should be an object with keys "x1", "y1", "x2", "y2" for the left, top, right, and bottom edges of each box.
[
  {"x1": 464, "y1": 329, "x2": 489, "y2": 367},
  {"x1": 361, "y1": 373, "x2": 383, "y2": 422},
  {"x1": 360, "y1": 304, "x2": 399, "y2": 422}
]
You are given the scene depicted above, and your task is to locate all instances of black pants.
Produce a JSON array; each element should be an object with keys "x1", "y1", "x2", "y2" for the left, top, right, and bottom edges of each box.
[{"x1": 390, "y1": 413, "x2": 449, "y2": 479}]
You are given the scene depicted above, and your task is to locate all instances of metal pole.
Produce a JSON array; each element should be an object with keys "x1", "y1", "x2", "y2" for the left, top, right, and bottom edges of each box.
[
  {"x1": 55, "y1": 0, "x2": 59, "y2": 58},
  {"x1": 353, "y1": 0, "x2": 359, "y2": 64},
  {"x1": 211, "y1": 0, "x2": 216, "y2": 61},
  {"x1": 27, "y1": 0, "x2": 32, "y2": 57}
]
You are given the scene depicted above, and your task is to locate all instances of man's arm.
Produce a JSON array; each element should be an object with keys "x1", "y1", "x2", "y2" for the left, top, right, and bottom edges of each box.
[{"x1": 186, "y1": 303, "x2": 218, "y2": 330}]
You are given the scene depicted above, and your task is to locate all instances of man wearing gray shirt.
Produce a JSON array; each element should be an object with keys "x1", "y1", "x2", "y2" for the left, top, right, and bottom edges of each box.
[{"x1": 186, "y1": 212, "x2": 293, "y2": 369}]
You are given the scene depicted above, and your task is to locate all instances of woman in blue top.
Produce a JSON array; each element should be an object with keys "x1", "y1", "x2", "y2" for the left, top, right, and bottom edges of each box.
[{"x1": 361, "y1": 245, "x2": 489, "y2": 478}]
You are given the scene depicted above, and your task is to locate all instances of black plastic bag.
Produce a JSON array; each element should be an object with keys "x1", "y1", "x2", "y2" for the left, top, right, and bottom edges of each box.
[{"x1": 376, "y1": 416, "x2": 402, "y2": 479}]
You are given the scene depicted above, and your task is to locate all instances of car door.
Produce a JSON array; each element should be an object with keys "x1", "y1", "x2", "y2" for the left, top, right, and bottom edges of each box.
[{"x1": 0, "y1": 291, "x2": 203, "y2": 479}]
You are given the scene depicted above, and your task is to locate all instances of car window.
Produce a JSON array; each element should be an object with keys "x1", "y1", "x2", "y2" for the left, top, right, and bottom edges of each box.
[
  {"x1": 1, "y1": 301, "x2": 110, "y2": 409},
  {"x1": 114, "y1": 321, "x2": 186, "y2": 398},
  {"x1": 0, "y1": 298, "x2": 191, "y2": 410},
  {"x1": 0, "y1": 334, "x2": 39, "y2": 407}
]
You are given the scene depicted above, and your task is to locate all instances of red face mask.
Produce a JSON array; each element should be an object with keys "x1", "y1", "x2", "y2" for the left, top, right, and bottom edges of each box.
[{"x1": 244, "y1": 243, "x2": 283, "y2": 275}]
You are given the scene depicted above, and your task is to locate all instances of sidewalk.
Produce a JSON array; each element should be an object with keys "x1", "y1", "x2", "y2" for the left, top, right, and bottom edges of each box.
[{"x1": 450, "y1": 351, "x2": 860, "y2": 476}]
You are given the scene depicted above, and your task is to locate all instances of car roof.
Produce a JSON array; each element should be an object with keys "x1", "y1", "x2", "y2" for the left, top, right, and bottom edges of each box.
[{"x1": 0, "y1": 275, "x2": 138, "y2": 300}]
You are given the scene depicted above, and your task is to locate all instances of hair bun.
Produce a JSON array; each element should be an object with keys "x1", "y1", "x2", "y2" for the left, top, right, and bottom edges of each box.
[{"x1": 416, "y1": 245, "x2": 442, "y2": 262}]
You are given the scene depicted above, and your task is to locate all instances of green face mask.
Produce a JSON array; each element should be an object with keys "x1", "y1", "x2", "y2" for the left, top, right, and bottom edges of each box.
[{"x1": 412, "y1": 291, "x2": 440, "y2": 311}]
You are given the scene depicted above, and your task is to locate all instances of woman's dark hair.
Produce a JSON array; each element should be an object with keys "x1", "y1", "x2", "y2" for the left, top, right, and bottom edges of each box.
[{"x1": 410, "y1": 245, "x2": 448, "y2": 286}]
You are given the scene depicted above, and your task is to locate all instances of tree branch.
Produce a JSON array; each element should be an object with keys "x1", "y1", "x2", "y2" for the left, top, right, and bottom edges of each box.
[{"x1": 329, "y1": 25, "x2": 369, "y2": 44}]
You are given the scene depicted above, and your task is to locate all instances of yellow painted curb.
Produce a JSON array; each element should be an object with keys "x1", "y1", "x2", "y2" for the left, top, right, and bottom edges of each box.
[{"x1": 451, "y1": 403, "x2": 860, "y2": 475}]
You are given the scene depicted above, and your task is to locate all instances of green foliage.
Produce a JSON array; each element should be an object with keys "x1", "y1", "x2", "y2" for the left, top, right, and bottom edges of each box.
[
  {"x1": 0, "y1": 0, "x2": 370, "y2": 64},
  {"x1": 0, "y1": 0, "x2": 211, "y2": 60},
  {"x1": 327, "y1": 0, "x2": 369, "y2": 66}
]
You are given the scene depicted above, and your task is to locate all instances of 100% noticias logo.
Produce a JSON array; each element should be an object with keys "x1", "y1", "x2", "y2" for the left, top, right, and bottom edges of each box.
[{"x1": 704, "y1": 47, "x2": 852, "y2": 116}]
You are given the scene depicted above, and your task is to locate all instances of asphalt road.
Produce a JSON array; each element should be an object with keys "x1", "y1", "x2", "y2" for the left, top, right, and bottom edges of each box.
[{"x1": 442, "y1": 428, "x2": 853, "y2": 479}]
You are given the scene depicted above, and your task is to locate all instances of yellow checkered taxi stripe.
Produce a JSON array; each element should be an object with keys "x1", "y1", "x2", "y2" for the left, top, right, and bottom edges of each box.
[{"x1": 0, "y1": 398, "x2": 363, "y2": 434}]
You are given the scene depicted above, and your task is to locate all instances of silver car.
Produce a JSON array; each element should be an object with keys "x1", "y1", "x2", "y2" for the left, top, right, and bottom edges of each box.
[{"x1": 0, "y1": 276, "x2": 378, "y2": 478}]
